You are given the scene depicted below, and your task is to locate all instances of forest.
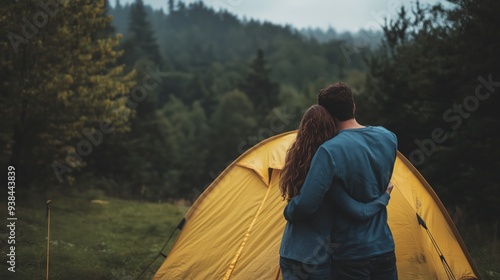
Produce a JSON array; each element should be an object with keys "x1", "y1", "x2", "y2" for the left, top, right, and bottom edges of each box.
[{"x1": 1, "y1": 0, "x2": 499, "y2": 225}]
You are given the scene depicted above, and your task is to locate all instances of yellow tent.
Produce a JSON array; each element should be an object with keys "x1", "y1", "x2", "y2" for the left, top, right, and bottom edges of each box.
[{"x1": 154, "y1": 131, "x2": 479, "y2": 280}]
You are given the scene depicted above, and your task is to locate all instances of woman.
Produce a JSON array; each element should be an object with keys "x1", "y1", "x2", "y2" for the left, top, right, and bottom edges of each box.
[{"x1": 279, "y1": 105, "x2": 393, "y2": 279}]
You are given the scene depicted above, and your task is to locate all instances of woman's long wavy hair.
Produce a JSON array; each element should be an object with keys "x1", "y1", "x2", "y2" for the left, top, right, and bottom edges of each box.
[{"x1": 280, "y1": 105, "x2": 337, "y2": 201}]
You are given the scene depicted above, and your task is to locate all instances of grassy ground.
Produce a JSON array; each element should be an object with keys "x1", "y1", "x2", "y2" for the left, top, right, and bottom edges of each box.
[
  {"x1": 460, "y1": 222, "x2": 500, "y2": 280},
  {"x1": 0, "y1": 190, "x2": 187, "y2": 280},
  {"x1": 1, "y1": 190, "x2": 499, "y2": 280}
]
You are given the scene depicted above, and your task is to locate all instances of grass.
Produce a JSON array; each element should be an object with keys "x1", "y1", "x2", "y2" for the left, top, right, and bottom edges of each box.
[
  {"x1": 0, "y1": 190, "x2": 187, "y2": 280},
  {"x1": 459, "y1": 222, "x2": 500, "y2": 280},
  {"x1": 1, "y1": 190, "x2": 499, "y2": 279}
]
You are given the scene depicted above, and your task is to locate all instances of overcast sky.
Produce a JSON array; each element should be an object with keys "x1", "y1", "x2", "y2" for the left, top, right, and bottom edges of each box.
[{"x1": 115, "y1": 0, "x2": 447, "y2": 32}]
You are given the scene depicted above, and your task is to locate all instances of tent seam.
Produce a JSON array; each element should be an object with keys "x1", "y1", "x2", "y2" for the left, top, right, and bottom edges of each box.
[{"x1": 222, "y1": 181, "x2": 273, "y2": 280}]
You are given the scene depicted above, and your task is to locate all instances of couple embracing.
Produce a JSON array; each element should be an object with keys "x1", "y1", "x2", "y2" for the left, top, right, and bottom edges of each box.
[{"x1": 279, "y1": 82, "x2": 398, "y2": 280}]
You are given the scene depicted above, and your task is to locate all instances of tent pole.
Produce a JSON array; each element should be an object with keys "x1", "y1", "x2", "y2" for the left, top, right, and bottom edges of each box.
[
  {"x1": 46, "y1": 200, "x2": 52, "y2": 280},
  {"x1": 134, "y1": 218, "x2": 185, "y2": 280},
  {"x1": 417, "y1": 214, "x2": 456, "y2": 280}
]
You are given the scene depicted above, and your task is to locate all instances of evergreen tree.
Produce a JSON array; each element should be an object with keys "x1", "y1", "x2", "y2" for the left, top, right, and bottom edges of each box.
[
  {"x1": 168, "y1": 0, "x2": 175, "y2": 14},
  {"x1": 0, "y1": 0, "x2": 135, "y2": 186},
  {"x1": 109, "y1": 0, "x2": 128, "y2": 34},
  {"x1": 240, "y1": 49, "x2": 280, "y2": 121},
  {"x1": 124, "y1": 0, "x2": 162, "y2": 65},
  {"x1": 104, "y1": 0, "x2": 173, "y2": 199},
  {"x1": 97, "y1": 0, "x2": 116, "y2": 39}
]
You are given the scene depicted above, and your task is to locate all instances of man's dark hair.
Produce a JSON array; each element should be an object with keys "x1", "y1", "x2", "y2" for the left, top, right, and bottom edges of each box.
[{"x1": 317, "y1": 82, "x2": 355, "y2": 121}]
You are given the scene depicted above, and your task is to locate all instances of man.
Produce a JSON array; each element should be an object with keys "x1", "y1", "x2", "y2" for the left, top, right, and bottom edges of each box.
[{"x1": 284, "y1": 82, "x2": 398, "y2": 279}]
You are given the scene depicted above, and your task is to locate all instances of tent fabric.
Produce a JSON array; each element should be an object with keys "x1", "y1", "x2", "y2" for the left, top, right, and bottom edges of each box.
[{"x1": 154, "y1": 131, "x2": 479, "y2": 280}]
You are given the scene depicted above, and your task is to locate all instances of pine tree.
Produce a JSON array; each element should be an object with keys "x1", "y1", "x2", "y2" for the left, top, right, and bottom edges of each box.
[
  {"x1": 240, "y1": 49, "x2": 279, "y2": 120},
  {"x1": 0, "y1": 0, "x2": 135, "y2": 186},
  {"x1": 168, "y1": 0, "x2": 175, "y2": 14},
  {"x1": 96, "y1": 0, "x2": 116, "y2": 39},
  {"x1": 109, "y1": 0, "x2": 128, "y2": 34},
  {"x1": 126, "y1": 0, "x2": 162, "y2": 64}
]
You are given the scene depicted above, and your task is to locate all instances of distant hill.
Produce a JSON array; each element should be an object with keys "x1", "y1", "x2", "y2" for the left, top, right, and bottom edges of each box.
[
  {"x1": 299, "y1": 27, "x2": 383, "y2": 49},
  {"x1": 109, "y1": 2, "x2": 383, "y2": 49},
  {"x1": 107, "y1": 0, "x2": 380, "y2": 87}
]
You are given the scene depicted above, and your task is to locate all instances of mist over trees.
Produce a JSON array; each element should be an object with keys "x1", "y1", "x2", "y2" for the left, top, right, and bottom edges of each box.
[{"x1": 1, "y1": 0, "x2": 498, "y2": 222}]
